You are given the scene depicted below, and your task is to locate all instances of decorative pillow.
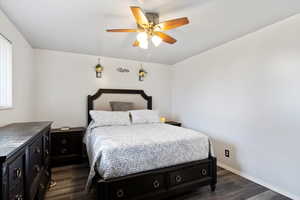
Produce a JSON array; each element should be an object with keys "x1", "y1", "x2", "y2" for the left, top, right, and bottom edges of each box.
[
  {"x1": 89, "y1": 110, "x2": 130, "y2": 126},
  {"x1": 130, "y1": 110, "x2": 160, "y2": 124},
  {"x1": 110, "y1": 101, "x2": 134, "y2": 111}
]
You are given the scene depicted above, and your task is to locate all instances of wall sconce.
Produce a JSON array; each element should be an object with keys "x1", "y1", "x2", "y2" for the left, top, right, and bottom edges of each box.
[
  {"x1": 138, "y1": 64, "x2": 147, "y2": 81},
  {"x1": 95, "y1": 58, "x2": 103, "y2": 78}
]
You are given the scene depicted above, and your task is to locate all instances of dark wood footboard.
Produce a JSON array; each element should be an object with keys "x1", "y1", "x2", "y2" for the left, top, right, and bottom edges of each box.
[{"x1": 95, "y1": 157, "x2": 217, "y2": 200}]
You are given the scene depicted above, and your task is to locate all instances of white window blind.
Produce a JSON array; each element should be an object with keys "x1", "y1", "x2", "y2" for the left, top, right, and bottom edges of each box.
[{"x1": 0, "y1": 34, "x2": 12, "y2": 108}]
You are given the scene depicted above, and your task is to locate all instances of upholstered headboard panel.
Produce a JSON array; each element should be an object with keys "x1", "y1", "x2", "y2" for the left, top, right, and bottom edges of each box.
[{"x1": 87, "y1": 89, "x2": 152, "y2": 124}]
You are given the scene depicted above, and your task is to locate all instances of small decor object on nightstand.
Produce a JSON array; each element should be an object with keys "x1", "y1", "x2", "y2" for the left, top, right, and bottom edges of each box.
[
  {"x1": 138, "y1": 64, "x2": 147, "y2": 81},
  {"x1": 165, "y1": 121, "x2": 182, "y2": 127},
  {"x1": 160, "y1": 117, "x2": 166, "y2": 123},
  {"x1": 59, "y1": 127, "x2": 70, "y2": 131},
  {"x1": 95, "y1": 58, "x2": 104, "y2": 78},
  {"x1": 51, "y1": 127, "x2": 86, "y2": 167}
]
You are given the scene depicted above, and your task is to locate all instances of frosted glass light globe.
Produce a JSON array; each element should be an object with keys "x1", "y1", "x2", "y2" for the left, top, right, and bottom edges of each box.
[
  {"x1": 152, "y1": 35, "x2": 162, "y2": 47},
  {"x1": 137, "y1": 32, "x2": 148, "y2": 43},
  {"x1": 139, "y1": 40, "x2": 148, "y2": 49}
]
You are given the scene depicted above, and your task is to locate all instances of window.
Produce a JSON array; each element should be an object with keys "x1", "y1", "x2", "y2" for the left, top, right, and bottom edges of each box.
[{"x1": 0, "y1": 33, "x2": 12, "y2": 109}]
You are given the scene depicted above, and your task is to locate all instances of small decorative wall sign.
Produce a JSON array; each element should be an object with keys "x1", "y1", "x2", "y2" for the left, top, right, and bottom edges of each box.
[
  {"x1": 95, "y1": 58, "x2": 104, "y2": 78},
  {"x1": 138, "y1": 64, "x2": 147, "y2": 81},
  {"x1": 117, "y1": 67, "x2": 130, "y2": 73}
]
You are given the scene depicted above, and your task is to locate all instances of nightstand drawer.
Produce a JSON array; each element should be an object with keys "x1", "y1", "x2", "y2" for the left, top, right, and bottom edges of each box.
[
  {"x1": 51, "y1": 127, "x2": 85, "y2": 167},
  {"x1": 52, "y1": 134, "x2": 82, "y2": 156}
]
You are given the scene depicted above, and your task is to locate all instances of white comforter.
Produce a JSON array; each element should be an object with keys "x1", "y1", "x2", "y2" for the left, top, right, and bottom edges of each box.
[{"x1": 83, "y1": 123, "x2": 212, "y2": 190}]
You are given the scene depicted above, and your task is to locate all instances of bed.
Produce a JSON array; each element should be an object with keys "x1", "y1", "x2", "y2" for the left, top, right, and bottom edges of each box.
[{"x1": 86, "y1": 89, "x2": 217, "y2": 200}]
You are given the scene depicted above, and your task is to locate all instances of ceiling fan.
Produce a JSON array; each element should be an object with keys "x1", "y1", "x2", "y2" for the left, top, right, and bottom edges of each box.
[{"x1": 106, "y1": 7, "x2": 189, "y2": 49}]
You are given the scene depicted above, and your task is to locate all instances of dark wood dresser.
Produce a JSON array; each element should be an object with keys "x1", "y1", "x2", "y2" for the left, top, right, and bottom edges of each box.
[
  {"x1": 51, "y1": 127, "x2": 85, "y2": 167},
  {"x1": 0, "y1": 122, "x2": 52, "y2": 200}
]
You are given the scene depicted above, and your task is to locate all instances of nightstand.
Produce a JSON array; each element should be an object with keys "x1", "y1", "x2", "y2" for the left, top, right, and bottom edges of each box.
[
  {"x1": 50, "y1": 127, "x2": 86, "y2": 167},
  {"x1": 165, "y1": 121, "x2": 182, "y2": 127}
]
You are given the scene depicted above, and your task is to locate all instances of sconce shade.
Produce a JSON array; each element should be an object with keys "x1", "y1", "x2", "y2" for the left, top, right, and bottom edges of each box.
[{"x1": 96, "y1": 64, "x2": 103, "y2": 72}]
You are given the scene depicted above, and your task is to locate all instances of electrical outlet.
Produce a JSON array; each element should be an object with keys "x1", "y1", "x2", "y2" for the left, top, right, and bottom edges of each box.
[{"x1": 225, "y1": 149, "x2": 230, "y2": 158}]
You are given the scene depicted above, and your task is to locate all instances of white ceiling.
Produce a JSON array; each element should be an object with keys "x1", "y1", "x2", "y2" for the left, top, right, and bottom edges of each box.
[{"x1": 1, "y1": 0, "x2": 300, "y2": 65}]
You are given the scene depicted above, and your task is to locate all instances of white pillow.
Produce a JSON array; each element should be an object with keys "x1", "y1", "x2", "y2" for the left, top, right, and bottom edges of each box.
[
  {"x1": 130, "y1": 110, "x2": 160, "y2": 124},
  {"x1": 89, "y1": 110, "x2": 130, "y2": 127}
]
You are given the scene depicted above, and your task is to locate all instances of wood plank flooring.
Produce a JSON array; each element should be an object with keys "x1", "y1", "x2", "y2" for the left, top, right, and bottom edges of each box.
[{"x1": 45, "y1": 164, "x2": 291, "y2": 200}]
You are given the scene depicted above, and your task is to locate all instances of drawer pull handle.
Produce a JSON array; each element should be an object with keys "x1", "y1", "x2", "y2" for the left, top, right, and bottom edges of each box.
[
  {"x1": 175, "y1": 175, "x2": 182, "y2": 183},
  {"x1": 116, "y1": 189, "x2": 124, "y2": 198},
  {"x1": 60, "y1": 148, "x2": 68, "y2": 154},
  {"x1": 201, "y1": 169, "x2": 207, "y2": 176},
  {"x1": 15, "y1": 194, "x2": 23, "y2": 200},
  {"x1": 35, "y1": 147, "x2": 41, "y2": 154},
  {"x1": 45, "y1": 171, "x2": 50, "y2": 177},
  {"x1": 61, "y1": 139, "x2": 68, "y2": 144},
  {"x1": 45, "y1": 150, "x2": 49, "y2": 156},
  {"x1": 15, "y1": 168, "x2": 22, "y2": 178},
  {"x1": 35, "y1": 165, "x2": 40, "y2": 173},
  {"x1": 153, "y1": 180, "x2": 160, "y2": 188},
  {"x1": 45, "y1": 136, "x2": 49, "y2": 142}
]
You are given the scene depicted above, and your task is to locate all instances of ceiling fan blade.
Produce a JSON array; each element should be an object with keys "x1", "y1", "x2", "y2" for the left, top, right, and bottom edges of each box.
[
  {"x1": 133, "y1": 40, "x2": 139, "y2": 47},
  {"x1": 154, "y1": 32, "x2": 177, "y2": 44},
  {"x1": 130, "y1": 7, "x2": 149, "y2": 28},
  {"x1": 155, "y1": 17, "x2": 189, "y2": 31},
  {"x1": 106, "y1": 29, "x2": 139, "y2": 32}
]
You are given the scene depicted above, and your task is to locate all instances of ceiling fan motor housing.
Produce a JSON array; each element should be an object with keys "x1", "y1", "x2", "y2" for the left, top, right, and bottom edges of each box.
[{"x1": 137, "y1": 12, "x2": 159, "y2": 29}]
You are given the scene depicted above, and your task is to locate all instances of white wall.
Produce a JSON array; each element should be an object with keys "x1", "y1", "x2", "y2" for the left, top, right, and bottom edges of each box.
[
  {"x1": 2, "y1": 3, "x2": 300, "y2": 197},
  {"x1": 34, "y1": 49, "x2": 172, "y2": 128},
  {"x1": 0, "y1": 9, "x2": 34, "y2": 126},
  {"x1": 172, "y1": 14, "x2": 300, "y2": 199}
]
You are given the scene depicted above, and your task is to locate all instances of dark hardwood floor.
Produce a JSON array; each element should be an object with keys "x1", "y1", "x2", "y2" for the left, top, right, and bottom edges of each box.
[{"x1": 45, "y1": 164, "x2": 291, "y2": 200}]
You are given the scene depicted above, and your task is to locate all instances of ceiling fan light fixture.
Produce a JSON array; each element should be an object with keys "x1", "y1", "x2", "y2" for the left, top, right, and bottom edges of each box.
[
  {"x1": 106, "y1": 7, "x2": 189, "y2": 48},
  {"x1": 139, "y1": 40, "x2": 148, "y2": 49},
  {"x1": 152, "y1": 35, "x2": 162, "y2": 47},
  {"x1": 137, "y1": 32, "x2": 148, "y2": 43}
]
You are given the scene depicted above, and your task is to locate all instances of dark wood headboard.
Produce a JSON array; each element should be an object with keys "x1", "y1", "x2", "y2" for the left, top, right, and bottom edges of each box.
[{"x1": 87, "y1": 89, "x2": 152, "y2": 124}]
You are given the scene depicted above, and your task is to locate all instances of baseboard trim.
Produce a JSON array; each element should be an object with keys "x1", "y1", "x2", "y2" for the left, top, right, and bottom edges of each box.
[{"x1": 218, "y1": 162, "x2": 299, "y2": 200}]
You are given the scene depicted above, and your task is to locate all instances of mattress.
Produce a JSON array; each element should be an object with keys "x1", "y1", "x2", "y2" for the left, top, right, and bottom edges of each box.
[{"x1": 83, "y1": 122, "x2": 212, "y2": 190}]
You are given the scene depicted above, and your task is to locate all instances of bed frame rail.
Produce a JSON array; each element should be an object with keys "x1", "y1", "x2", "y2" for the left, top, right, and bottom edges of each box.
[{"x1": 95, "y1": 157, "x2": 217, "y2": 200}]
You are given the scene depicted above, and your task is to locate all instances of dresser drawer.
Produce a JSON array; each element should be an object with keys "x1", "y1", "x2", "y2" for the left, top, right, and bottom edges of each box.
[
  {"x1": 110, "y1": 174, "x2": 165, "y2": 199},
  {"x1": 28, "y1": 136, "x2": 44, "y2": 200},
  {"x1": 9, "y1": 184, "x2": 24, "y2": 200},
  {"x1": 36, "y1": 168, "x2": 51, "y2": 200},
  {"x1": 8, "y1": 153, "x2": 25, "y2": 194},
  {"x1": 44, "y1": 133, "x2": 50, "y2": 152},
  {"x1": 169, "y1": 163, "x2": 209, "y2": 186},
  {"x1": 29, "y1": 136, "x2": 43, "y2": 177},
  {"x1": 44, "y1": 133, "x2": 50, "y2": 166},
  {"x1": 8, "y1": 153, "x2": 24, "y2": 190}
]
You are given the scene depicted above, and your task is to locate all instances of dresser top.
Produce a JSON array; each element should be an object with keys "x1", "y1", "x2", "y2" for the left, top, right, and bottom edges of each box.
[{"x1": 0, "y1": 121, "x2": 52, "y2": 160}]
